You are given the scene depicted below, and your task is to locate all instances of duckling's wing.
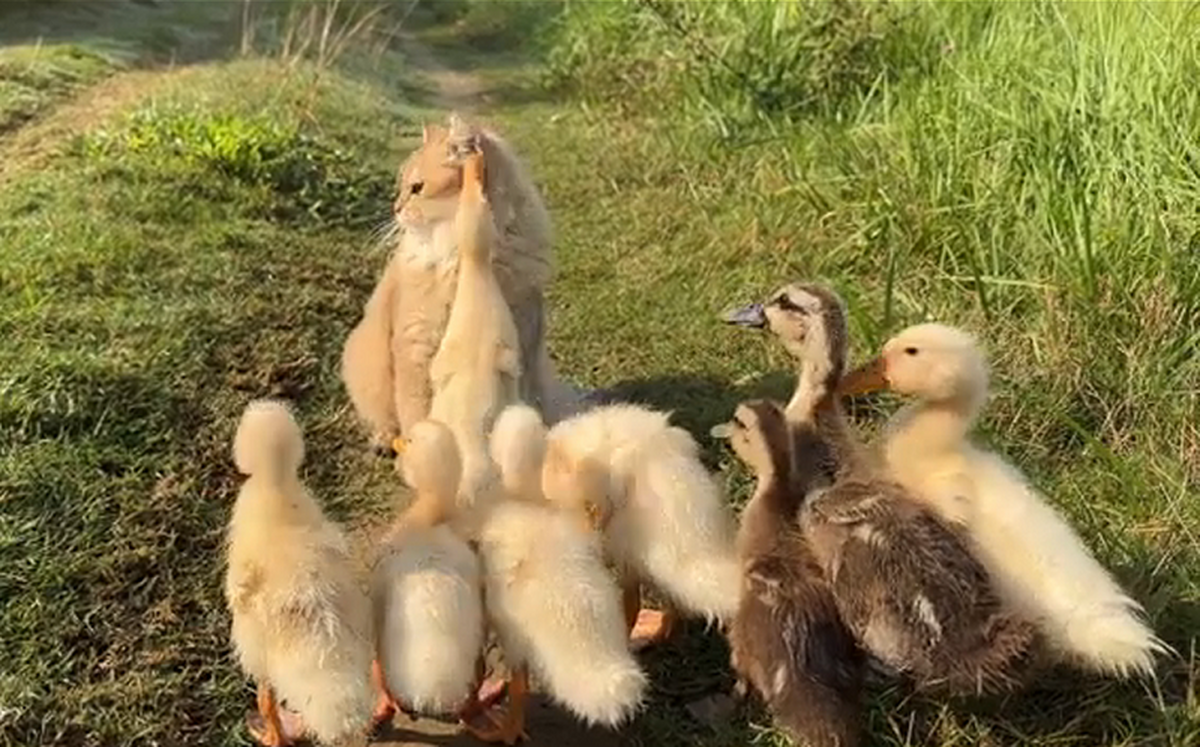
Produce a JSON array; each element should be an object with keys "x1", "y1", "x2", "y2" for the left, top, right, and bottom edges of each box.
[
  {"x1": 733, "y1": 551, "x2": 864, "y2": 743},
  {"x1": 804, "y1": 480, "x2": 892, "y2": 526},
  {"x1": 813, "y1": 480, "x2": 1036, "y2": 692}
]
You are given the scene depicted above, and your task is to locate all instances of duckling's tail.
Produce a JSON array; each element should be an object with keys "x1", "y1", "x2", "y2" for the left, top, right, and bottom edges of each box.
[
  {"x1": 1060, "y1": 600, "x2": 1171, "y2": 678},
  {"x1": 937, "y1": 611, "x2": 1040, "y2": 696},
  {"x1": 481, "y1": 503, "x2": 647, "y2": 728},
  {"x1": 623, "y1": 428, "x2": 741, "y2": 622},
  {"x1": 233, "y1": 399, "x2": 304, "y2": 478},
  {"x1": 533, "y1": 629, "x2": 648, "y2": 729}
]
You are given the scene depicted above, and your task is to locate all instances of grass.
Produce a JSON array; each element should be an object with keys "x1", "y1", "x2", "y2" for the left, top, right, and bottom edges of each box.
[
  {"x1": 0, "y1": 0, "x2": 1198, "y2": 746},
  {"x1": 0, "y1": 44, "x2": 117, "y2": 133},
  {"x1": 512, "y1": 2, "x2": 1200, "y2": 745}
]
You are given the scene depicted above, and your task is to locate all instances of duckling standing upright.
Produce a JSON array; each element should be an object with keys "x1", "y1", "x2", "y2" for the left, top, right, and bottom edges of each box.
[
  {"x1": 224, "y1": 400, "x2": 373, "y2": 747},
  {"x1": 724, "y1": 284, "x2": 1037, "y2": 695},
  {"x1": 424, "y1": 145, "x2": 521, "y2": 523},
  {"x1": 839, "y1": 323, "x2": 1168, "y2": 678},
  {"x1": 715, "y1": 399, "x2": 864, "y2": 747},
  {"x1": 371, "y1": 420, "x2": 487, "y2": 733}
]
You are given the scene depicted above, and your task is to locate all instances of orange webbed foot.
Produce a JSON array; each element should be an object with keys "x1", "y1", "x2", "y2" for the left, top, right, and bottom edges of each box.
[
  {"x1": 460, "y1": 666, "x2": 528, "y2": 745},
  {"x1": 629, "y1": 607, "x2": 677, "y2": 652},
  {"x1": 246, "y1": 685, "x2": 306, "y2": 747},
  {"x1": 462, "y1": 707, "x2": 528, "y2": 745}
]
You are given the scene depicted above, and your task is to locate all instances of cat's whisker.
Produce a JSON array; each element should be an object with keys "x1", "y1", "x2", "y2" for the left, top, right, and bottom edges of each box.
[
  {"x1": 364, "y1": 217, "x2": 401, "y2": 257},
  {"x1": 365, "y1": 216, "x2": 394, "y2": 243}
]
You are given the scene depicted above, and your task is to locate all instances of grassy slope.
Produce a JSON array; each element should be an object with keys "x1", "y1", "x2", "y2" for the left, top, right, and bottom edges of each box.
[
  {"x1": 0, "y1": 1, "x2": 1197, "y2": 746},
  {"x1": 0, "y1": 3, "x2": 428, "y2": 743}
]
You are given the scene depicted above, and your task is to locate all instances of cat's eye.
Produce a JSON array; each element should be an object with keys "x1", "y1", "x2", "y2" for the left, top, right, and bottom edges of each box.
[
  {"x1": 410, "y1": 181, "x2": 424, "y2": 196},
  {"x1": 904, "y1": 347, "x2": 918, "y2": 356}
]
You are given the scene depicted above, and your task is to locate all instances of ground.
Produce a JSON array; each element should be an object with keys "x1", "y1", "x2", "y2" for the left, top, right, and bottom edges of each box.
[{"x1": 1, "y1": 2, "x2": 1197, "y2": 747}]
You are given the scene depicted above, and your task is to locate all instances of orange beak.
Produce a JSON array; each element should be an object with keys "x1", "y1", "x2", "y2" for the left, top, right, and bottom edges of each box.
[
  {"x1": 838, "y1": 356, "x2": 889, "y2": 396},
  {"x1": 392, "y1": 436, "x2": 409, "y2": 454}
]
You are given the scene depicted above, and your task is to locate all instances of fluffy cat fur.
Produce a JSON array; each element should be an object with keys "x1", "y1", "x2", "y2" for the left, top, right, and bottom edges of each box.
[{"x1": 341, "y1": 112, "x2": 580, "y2": 452}]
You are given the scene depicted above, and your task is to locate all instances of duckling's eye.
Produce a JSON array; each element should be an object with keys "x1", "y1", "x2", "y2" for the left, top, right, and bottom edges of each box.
[
  {"x1": 904, "y1": 347, "x2": 918, "y2": 356},
  {"x1": 774, "y1": 295, "x2": 806, "y2": 314},
  {"x1": 410, "y1": 181, "x2": 425, "y2": 196}
]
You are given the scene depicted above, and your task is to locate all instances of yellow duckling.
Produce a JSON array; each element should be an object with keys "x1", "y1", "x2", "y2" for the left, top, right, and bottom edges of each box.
[
  {"x1": 371, "y1": 421, "x2": 488, "y2": 733},
  {"x1": 224, "y1": 400, "x2": 373, "y2": 746},
  {"x1": 535, "y1": 403, "x2": 742, "y2": 650},
  {"x1": 840, "y1": 323, "x2": 1169, "y2": 678},
  {"x1": 426, "y1": 146, "x2": 521, "y2": 526},
  {"x1": 470, "y1": 404, "x2": 648, "y2": 742}
]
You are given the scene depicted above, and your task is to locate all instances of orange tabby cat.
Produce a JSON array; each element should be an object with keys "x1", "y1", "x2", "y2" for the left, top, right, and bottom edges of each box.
[{"x1": 341, "y1": 113, "x2": 579, "y2": 451}]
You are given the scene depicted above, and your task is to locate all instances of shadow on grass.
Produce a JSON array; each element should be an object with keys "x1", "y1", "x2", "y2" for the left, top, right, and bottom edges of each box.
[{"x1": 597, "y1": 371, "x2": 794, "y2": 448}]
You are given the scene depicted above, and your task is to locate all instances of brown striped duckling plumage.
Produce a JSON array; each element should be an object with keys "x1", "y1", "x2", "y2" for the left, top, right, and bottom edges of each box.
[
  {"x1": 723, "y1": 283, "x2": 1038, "y2": 696},
  {"x1": 715, "y1": 398, "x2": 864, "y2": 747}
]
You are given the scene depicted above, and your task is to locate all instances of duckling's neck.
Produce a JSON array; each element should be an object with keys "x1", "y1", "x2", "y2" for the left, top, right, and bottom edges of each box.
[
  {"x1": 398, "y1": 487, "x2": 454, "y2": 530},
  {"x1": 787, "y1": 356, "x2": 870, "y2": 479},
  {"x1": 884, "y1": 393, "x2": 980, "y2": 468},
  {"x1": 736, "y1": 468, "x2": 799, "y2": 557},
  {"x1": 785, "y1": 357, "x2": 837, "y2": 424}
]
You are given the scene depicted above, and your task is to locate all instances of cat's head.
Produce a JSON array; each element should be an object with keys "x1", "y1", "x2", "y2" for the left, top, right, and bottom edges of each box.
[{"x1": 394, "y1": 112, "x2": 482, "y2": 230}]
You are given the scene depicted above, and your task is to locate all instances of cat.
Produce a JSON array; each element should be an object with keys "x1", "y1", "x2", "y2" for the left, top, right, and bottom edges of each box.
[{"x1": 341, "y1": 112, "x2": 581, "y2": 452}]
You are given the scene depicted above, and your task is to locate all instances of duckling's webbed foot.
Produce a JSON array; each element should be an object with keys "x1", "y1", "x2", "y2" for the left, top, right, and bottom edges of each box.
[
  {"x1": 629, "y1": 608, "x2": 677, "y2": 651},
  {"x1": 371, "y1": 659, "x2": 411, "y2": 729},
  {"x1": 461, "y1": 666, "x2": 529, "y2": 745},
  {"x1": 620, "y1": 577, "x2": 678, "y2": 650},
  {"x1": 246, "y1": 683, "x2": 306, "y2": 747},
  {"x1": 472, "y1": 677, "x2": 511, "y2": 710}
]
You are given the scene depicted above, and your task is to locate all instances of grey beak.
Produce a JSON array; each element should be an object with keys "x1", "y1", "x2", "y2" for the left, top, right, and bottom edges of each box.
[
  {"x1": 709, "y1": 422, "x2": 735, "y2": 439},
  {"x1": 722, "y1": 303, "x2": 767, "y2": 328}
]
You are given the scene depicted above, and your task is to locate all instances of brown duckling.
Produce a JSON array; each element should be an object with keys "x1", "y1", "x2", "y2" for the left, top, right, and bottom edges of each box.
[
  {"x1": 723, "y1": 283, "x2": 1037, "y2": 696},
  {"x1": 713, "y1": 399, "x2": 864, "y2": 747}
]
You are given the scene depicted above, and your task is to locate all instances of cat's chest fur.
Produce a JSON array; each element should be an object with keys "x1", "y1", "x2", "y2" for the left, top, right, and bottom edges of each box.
[{"x1": 399, "y1": 222, "x2": 458, "y2": 269}]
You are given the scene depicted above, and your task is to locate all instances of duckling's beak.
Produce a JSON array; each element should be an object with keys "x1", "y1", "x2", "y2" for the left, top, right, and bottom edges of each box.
[
  {"x1": 709, "y1": 422, "x2": 735, "y2": 439},
  {"x1": 721, "y1": 303, "x2": 767, "y2": 328},
  {"x1": 392, "y1": 436, "x2": 409, "y2": 454},
  {"x1": 838, "y1": 356, "x2": 888, "y2": 396}
]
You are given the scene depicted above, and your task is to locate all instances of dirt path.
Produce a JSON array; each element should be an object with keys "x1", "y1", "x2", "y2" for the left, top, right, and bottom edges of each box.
[
  {"x1": 0, "y1": 67, "x2": 201, "y2": 186},
  {"x1": 395, "y1": 32, "x2": 491, "y2": 112}
]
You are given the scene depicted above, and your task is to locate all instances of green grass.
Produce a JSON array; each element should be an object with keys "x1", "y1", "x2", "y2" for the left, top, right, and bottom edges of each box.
[
  {"x1": 1, "y1": 0, "x2": 1198, "y2": 745},
  {"x1": 0, "y1": 44, "x2": 117, "y2": 133},
  {"x1": 510, "y1": 1, "x2": 1200, "y2": 745},
  {"x1": 0, "y1": 50, "x2": 422, "y2": 747}
]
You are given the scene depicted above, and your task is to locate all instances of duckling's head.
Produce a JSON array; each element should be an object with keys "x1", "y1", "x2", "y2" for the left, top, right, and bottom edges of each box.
[
  {"x1": 712, "y1": 399, "x2": 791, "y2": 483},
  {"x1": 397, "y1": 420, "x2": 462, "y2": 502},
  {"x1": 841, "y1": 323, "x2": 988, "y2": 407},
  {"x1": 490, "y1": 404, "x2": 547, "y2": 499},
  {"x1": 725, "y1": 282, "x2": 850, "y2": 385},
  {"x1": 542, "y1": 439, "x2": 611, "y2": 531}
]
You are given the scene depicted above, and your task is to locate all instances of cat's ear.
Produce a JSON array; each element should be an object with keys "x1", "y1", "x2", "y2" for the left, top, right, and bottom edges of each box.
[{"x1": 422, "y1": 122, "x2": 446, "y2": 145}]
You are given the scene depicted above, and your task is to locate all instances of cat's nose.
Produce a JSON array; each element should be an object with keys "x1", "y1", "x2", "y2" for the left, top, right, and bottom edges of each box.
[{"x1": 392, "y1": 196, "x2": 405, "y2": 214}]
